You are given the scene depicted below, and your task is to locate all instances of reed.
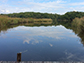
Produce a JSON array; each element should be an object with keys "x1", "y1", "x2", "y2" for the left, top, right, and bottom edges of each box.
[
  {"x1": 72, "y1": 17, "x2": 84, "y2": 34},
  {"x1": 0, "y1": 15, "x2": 52, "y2": 27}
]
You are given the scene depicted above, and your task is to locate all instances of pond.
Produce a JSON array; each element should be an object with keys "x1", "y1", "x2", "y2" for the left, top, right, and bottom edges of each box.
[{"x1": 0, "y1": 25, "x2": 84, "y2": 61}]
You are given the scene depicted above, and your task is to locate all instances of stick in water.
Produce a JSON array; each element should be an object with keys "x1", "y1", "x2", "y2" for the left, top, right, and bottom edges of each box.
[{"x1": 17, "y1": 53, "x2": 21, "y2": 62}]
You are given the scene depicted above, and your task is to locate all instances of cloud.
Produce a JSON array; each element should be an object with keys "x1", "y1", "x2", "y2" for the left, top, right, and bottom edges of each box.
[
  {"x1": 69, "y1": 35, "x2": 78, "y2": 38},
  {"x1": 0, "y1": 34, "x2": 7, "y2": 38},
  {"x1": 0, "y1": 0, "x2": 84, "y2": 14},
  {"x1": 15, "y1": 25, "x2": 66, "y2": 39},
  {"x1": 23, "y1": 39, "x2": 30, "y2": 44},
  {"x1": 63, "y1": 50, "x2": 84, "y2": 61},
  {"x1": 70, "y1": 2, "x2": 84, "y2": 6},
  {"x1": 23, "y1": 37, "x2": 42, "y2": 44},
  {"x1": 0, "y1": 9, "x2": 10, "y2": 13},
  {"x1": 49, "y1": 43, "x2": 53, "y2": 47},
  {"x1": 12, "y1": 25, "x2": 76, "y2": 45},
  {"x1": 20, "y1": 50, "x2": 28, "y2": 53},
  {"x1": 15, "y1": 0, "x2": 66, "y2": 13},
  {"x1": 0, "y1": 0, "x2": 66, "y2": 14},
  {"x1": 0, "y1": 0, "x2": 8, "y2": 3}
]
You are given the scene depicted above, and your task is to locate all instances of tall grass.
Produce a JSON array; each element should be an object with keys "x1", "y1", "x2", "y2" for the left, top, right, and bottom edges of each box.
[
  {"x1": 0, "y1": 15, "x2": 52, "y2": 32},
  {"x1": 72, "y1": 17, "x2": 84, "y2": 34},
  {"x1": 0, "y1": 15, "x2": 52, "y2": 27}
]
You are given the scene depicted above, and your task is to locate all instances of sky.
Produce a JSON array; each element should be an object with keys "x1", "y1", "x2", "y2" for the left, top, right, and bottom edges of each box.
[{"x1": 0, "y1": 0, "x2": 84, "y2": 14}]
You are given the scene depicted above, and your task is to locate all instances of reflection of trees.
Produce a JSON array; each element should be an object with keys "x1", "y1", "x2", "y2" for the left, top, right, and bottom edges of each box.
[
  {"x1": 59, "y1": 17, "x2": 84, "y2": 45},
  {"x1": 78, "y1": 30, "x2": 84, "y2": 45},
  {"x1": 0, "y1": 22, "x2": 53, "y2": 33},
  {"x1": 1, "y1": 17, "x2": 84, "y2": 45},
  {"x1": 0, "y1": 24, "x2": 19, "y2": 33},
  {"x1": 71, "y1": 17, "x2": 84, "y2": 45},
  {"x1": 72, "y1": 25, "x2": 84, "y2": 45}
]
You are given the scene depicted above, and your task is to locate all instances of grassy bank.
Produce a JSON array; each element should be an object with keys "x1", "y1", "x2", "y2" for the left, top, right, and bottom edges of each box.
[
  {"x1": 72, "y1": 17, "x2": 84, "y2": 33},
  {"x1": 0, "y1": 15, "x2": 52, "y2": 32},
  {"x1": 0, "y1": 15, "x2": 52, "y2": 27}
]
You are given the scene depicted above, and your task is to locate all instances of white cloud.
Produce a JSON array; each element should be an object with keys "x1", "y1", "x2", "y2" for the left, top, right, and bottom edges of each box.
[
  {"x1": 0, "y1": 9, "x2": 10, "y2": 13},
  {"x1": 20, "y1": 50, "x2": 28, "y2": 53},
  {"x1": 70, "y1": 2, "x2": 84, "y2": 6},
  {"x1": 23, "y1": 39, "x2": 30, "y2": 44},
  {"x1": 63, "y1": 50, "x2": 84, "y2": 61},
  {"x1": 0, "y1": 0, "x2": 8, "y2": 3},
  {"x1": 23, "y1": 39, "x2": 41, "y2": 44},
  {"x1": 69, "y1": 35, "x2": 78, "y2": 38},
  {"x1": 15, "y1": 26, "x2": 66, "y2": 39},
  {"x1": 12, "y1": 25, "x2": 77, "y2": 45},
  {"x1": 49, "y1": 43, "x2": 53, "y2": 47},
  {"x1": 0, "y1": 0, "x2": 84, "y2": 15},
  {"x1": 0, "y1": 0, "x2": 66, "y2": 14}
]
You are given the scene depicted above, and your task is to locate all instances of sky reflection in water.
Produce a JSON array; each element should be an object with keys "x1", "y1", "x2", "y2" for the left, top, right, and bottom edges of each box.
[{"x1": 0, "y1": 25, "x2": 84, "y2": 61}]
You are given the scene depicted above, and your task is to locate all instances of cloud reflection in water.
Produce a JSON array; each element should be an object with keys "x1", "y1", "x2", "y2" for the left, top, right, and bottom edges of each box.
[
  {"x1": 0, "y1": 25, "x2": 82, "y2": 61},
  {"x1": 11, "y1": 25, "x2": 78, "y2": 44}
]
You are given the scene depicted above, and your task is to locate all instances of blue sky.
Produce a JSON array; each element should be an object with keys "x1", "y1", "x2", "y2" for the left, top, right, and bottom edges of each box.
[{"x1": 0, "y1": 0, "x2": 84, "y2": 14}]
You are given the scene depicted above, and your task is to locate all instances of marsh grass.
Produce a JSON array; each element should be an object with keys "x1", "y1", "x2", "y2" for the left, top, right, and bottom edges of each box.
[
  {"x1": 0, "y1": 15, "x2": 52, "y2": 27},
  {"x1": 72, "y1": 17, "x2": 84, "y2": 34},
  {"x1": 0, "y1": 15, "x2": 52, "y2": 32}
]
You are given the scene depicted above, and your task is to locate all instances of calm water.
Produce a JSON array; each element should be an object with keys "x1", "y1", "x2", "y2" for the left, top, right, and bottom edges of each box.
[{"x1": 0, "y1": 25, "x2": 84, "y2": 61}]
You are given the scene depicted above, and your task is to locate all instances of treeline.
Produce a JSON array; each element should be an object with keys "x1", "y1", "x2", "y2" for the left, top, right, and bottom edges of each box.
[
  {"x1": 1, "y1": 11, "x2": 84, "y2": 23},
  {"x1": 59, "y1": 11, "x2": 84, "y2": 21},
  {"x1": 5, "y1": 12, "x2": 58, "y2": 19},
  {"x1": 0, "y1": 11, "x2": 84, "y2": 28},
  {"x1": 4, "y1": 12, "x2": 58, "y2": 24}
]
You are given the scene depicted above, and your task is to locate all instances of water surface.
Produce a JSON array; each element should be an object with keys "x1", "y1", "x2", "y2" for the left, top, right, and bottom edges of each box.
[{"x1": 0, "y1": 25, "x2": 84, "y2": 61}]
